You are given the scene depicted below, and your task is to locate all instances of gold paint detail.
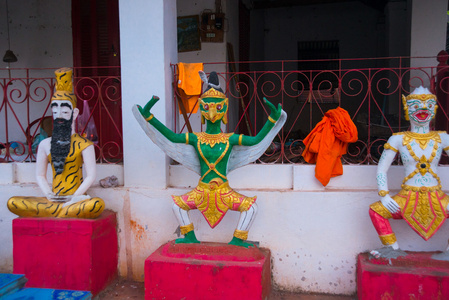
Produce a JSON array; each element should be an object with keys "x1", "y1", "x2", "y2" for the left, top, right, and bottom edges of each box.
[
  {"x1": 400, "y1": 187, "x2": 449, "y2": 240},
  {"x1": 238, "y1": 134, "x2": 243, "y2": 146},
  {"x1": 196, "y1": 133, "x2": 231, "y2": 182},
  {"x1": 402, "y1": 95, "x2": 410, "y2": 121},
  {"x1": 180, "y1": 223, "x2": 194, "y2": 235},
  {"x1": 416, "y1": 155, "x2": 430, "y2": 176},
  {"x1": 200, "y1": 88, "x2": 226, "y2": 99},
  {"x1": 145, "y1": 114, "x2": 154, "y2": 122},
  {"x1": 383, "y1": 143, "x2": 398, "y2": 153},
  {"x1": 234, "y1": 229, "x2": 249, "y2": 240},
  {"x1": 194, "y1": 132, "x2": 233, "y2": 148},
  {"x1": 379, "y1": 233, "x2": 397, "y2": 245},
  {"x1": 378, "y1": 190, "x2": 390, "y2": 197},
  {"x1": 402, "y1": 134, "x2": 441, "y2": 187},
  {"x1": 51, "y1": 68, "x2": 77, "y2": 108},
  {"x1": 444, "y1": 145, "x2": 449, "y2": 152},
  {"x1": 401, "y1": 131, "x2": 442, "y2": 150},
  {"x1": 185, "y1": 133, "x2": 189, "y2": 144},
  {"x1": 268, "y1": 116, "x2": 276, "y2": 124},
  {"x1": 172, "y1": 195, "x2": 191, "y2": 211},
  {"x1": 404, "y1": 93, "x2": 437, "y2": 101},
  {"x1": 370, "y1": 201, "x2": 393, "y2": 219},
  {"x1": 172, "y1": 179, "x2": 256, "y2": 228},
  {"x1": 401, "y1": 184, "x2": 440, "y2": 192},
  {"x1": 372, "y1": 186, "x2": 449, "y2": 240}
]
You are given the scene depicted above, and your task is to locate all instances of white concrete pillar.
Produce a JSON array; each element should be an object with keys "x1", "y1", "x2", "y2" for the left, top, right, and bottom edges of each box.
[
  {"x1": 410, "y1": 0, "x2": 447, "y2": 87},
  {"x1": 119, "y1": 0, "x2": 177, "y2": 188}
]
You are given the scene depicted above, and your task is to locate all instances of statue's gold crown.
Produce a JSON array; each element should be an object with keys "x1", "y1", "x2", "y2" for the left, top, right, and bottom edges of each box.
[
  {"x1": 403, "y1": 93, "x2": 436, "y2": 102},
  {"x1": 51, "y1": 67, "x2": 77, "y2": 108},
  {"x1": 200, "y1": 88, "x2": 226, "y2": 99}
]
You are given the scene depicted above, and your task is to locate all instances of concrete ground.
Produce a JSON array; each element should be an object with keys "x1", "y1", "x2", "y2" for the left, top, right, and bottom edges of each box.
[{"x1": 95, "y1": 278, "x2": 357, "y2": 299}]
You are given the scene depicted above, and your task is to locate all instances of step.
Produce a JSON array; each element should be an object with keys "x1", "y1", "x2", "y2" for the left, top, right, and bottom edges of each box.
[{"x1": 0, "y1": 274, "x2": 27, "y2": 298}]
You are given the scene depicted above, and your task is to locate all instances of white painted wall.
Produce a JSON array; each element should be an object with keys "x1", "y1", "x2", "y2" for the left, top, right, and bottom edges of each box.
[
  {"x1": 0, "y1": 0, "x2": 73, "y2": 143},
  {"x1": 177, "y1": 0, "x2": 228, "y2": 71},
  {"x1": 2, "y1": 163, "x2": 449, "y2": 295},
  {"x1": 0, "y1": 0, "x2": 72, "y2": 71}
]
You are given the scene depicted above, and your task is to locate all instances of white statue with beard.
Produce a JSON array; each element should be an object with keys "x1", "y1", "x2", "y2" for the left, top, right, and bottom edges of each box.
[{"x1": 7, "y1": 68, "x2": 104, "y2": 219}]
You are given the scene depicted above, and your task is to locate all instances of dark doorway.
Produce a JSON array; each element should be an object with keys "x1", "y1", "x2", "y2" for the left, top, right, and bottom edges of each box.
[{"x1": 72, "y1": 0, "x2": 122, "y2": 162}]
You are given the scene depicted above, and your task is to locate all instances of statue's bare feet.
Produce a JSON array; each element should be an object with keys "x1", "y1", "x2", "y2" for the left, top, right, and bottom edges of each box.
[
  {"x1": 175, "y1": 231, "x2": 200, "y2": 244},
  {"x1": 369, "y1": 246, "x2": 407, "y2": 259},
  {"x1": 228, "y1": 237, "x2": 256, "y2": 248}
]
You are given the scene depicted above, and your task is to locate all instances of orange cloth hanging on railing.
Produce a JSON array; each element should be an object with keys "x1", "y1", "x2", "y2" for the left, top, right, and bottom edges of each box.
[
  {"x1": 177, "y1": 62, "x2": 203, "y2": 114},
  {"x1": 302, "y1": 107, "x2": 358, "y2": 186}
]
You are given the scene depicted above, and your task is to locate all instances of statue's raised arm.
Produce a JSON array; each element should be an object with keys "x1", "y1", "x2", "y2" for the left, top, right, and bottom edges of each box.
[
  {"x1": 137, "y1": 96, "x2": 187, "y2": 144},
  {"x1": 229, "y1": 97, "x2": 282, "y2": 147}
]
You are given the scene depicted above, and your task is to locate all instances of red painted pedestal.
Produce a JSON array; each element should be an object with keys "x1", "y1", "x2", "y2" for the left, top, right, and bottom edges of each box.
[
  {"x1": 12, "y1": 210, "x2": 118, "y2": 296},
  {"x1": 145, "y1": 241, "x2": 271, "y2": 300},
  {"x1": 357, "y1": 252, "x2": 449, "y2": 300}
]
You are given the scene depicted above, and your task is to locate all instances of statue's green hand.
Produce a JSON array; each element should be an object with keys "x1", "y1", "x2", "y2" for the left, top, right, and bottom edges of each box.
[
  {"x1": 263, "y1": 97, "x2": 282, "y2": 121},
  {"x1": 138, "y1": 96, "x2": 160, "y2": 119}
]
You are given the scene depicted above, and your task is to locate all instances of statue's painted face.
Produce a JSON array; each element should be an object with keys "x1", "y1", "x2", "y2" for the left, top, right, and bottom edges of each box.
[
  {"x1": 200, "y1": 97, "x2": 228, "y2": 124},
  {"x1": 406, "y1": 97, "x2": 437, "y2": 124},
  {"x1": 51, "y1": 100, "x2": 73, "y2": 121}
]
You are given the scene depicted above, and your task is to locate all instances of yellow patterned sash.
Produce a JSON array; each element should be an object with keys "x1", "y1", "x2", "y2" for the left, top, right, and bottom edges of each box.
[{"x1": 398, "y1": 186, "x2": 448, "y2": 240}]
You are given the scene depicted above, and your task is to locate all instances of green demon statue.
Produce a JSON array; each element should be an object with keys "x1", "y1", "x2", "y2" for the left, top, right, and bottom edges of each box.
[{"x1": 133, "y1": 71, "x2": 286, "y2": 247}]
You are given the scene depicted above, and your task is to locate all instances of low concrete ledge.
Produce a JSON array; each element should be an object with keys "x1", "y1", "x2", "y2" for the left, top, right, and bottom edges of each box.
[
  {"x1": 0, "y1": 163, "x2": 124, "y2": 186},
  {"x1": 170, "y1": 164, "x2": 427, "y2": 191},
  {"x1": 3, "y1": 162, "x2": 449, "y2": 192}
]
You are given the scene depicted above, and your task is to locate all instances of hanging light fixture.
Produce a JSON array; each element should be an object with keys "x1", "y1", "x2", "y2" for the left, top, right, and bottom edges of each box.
[
  {"x1": 3, "y1": 50, "x2": 17, "y2": 63},
  {"x1": 3, "y1": 0, "x2": 17, "y2": 63}
]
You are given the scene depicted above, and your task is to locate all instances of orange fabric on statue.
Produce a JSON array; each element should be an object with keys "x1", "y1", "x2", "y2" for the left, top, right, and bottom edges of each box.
[
  {"x1": 177, "y1": 62, "x2": 204, "y2": 114},
  {"x1": 302, "y1": 107, "x2": 358, "y2": 186}
]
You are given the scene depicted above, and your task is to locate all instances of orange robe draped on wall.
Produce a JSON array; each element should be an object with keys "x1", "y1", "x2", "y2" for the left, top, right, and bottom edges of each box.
[
  {"x1": 302, "y1": 107, "x2": 358, "y2": 186},
  {"x1": 177, "y1": 62, "x2": 203, "y2": 114}
]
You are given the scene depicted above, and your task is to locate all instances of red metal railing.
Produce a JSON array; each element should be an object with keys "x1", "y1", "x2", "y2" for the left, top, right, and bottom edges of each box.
[
  {"x1": 3, "y1": 55, "x2": 449, "y2": 166},
  {"x1": 0, "y1": 67, "x2": 122, "y2": 163},
  {"x1": 172, "y1": 53, "x2": 449, "y2": 165}
]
